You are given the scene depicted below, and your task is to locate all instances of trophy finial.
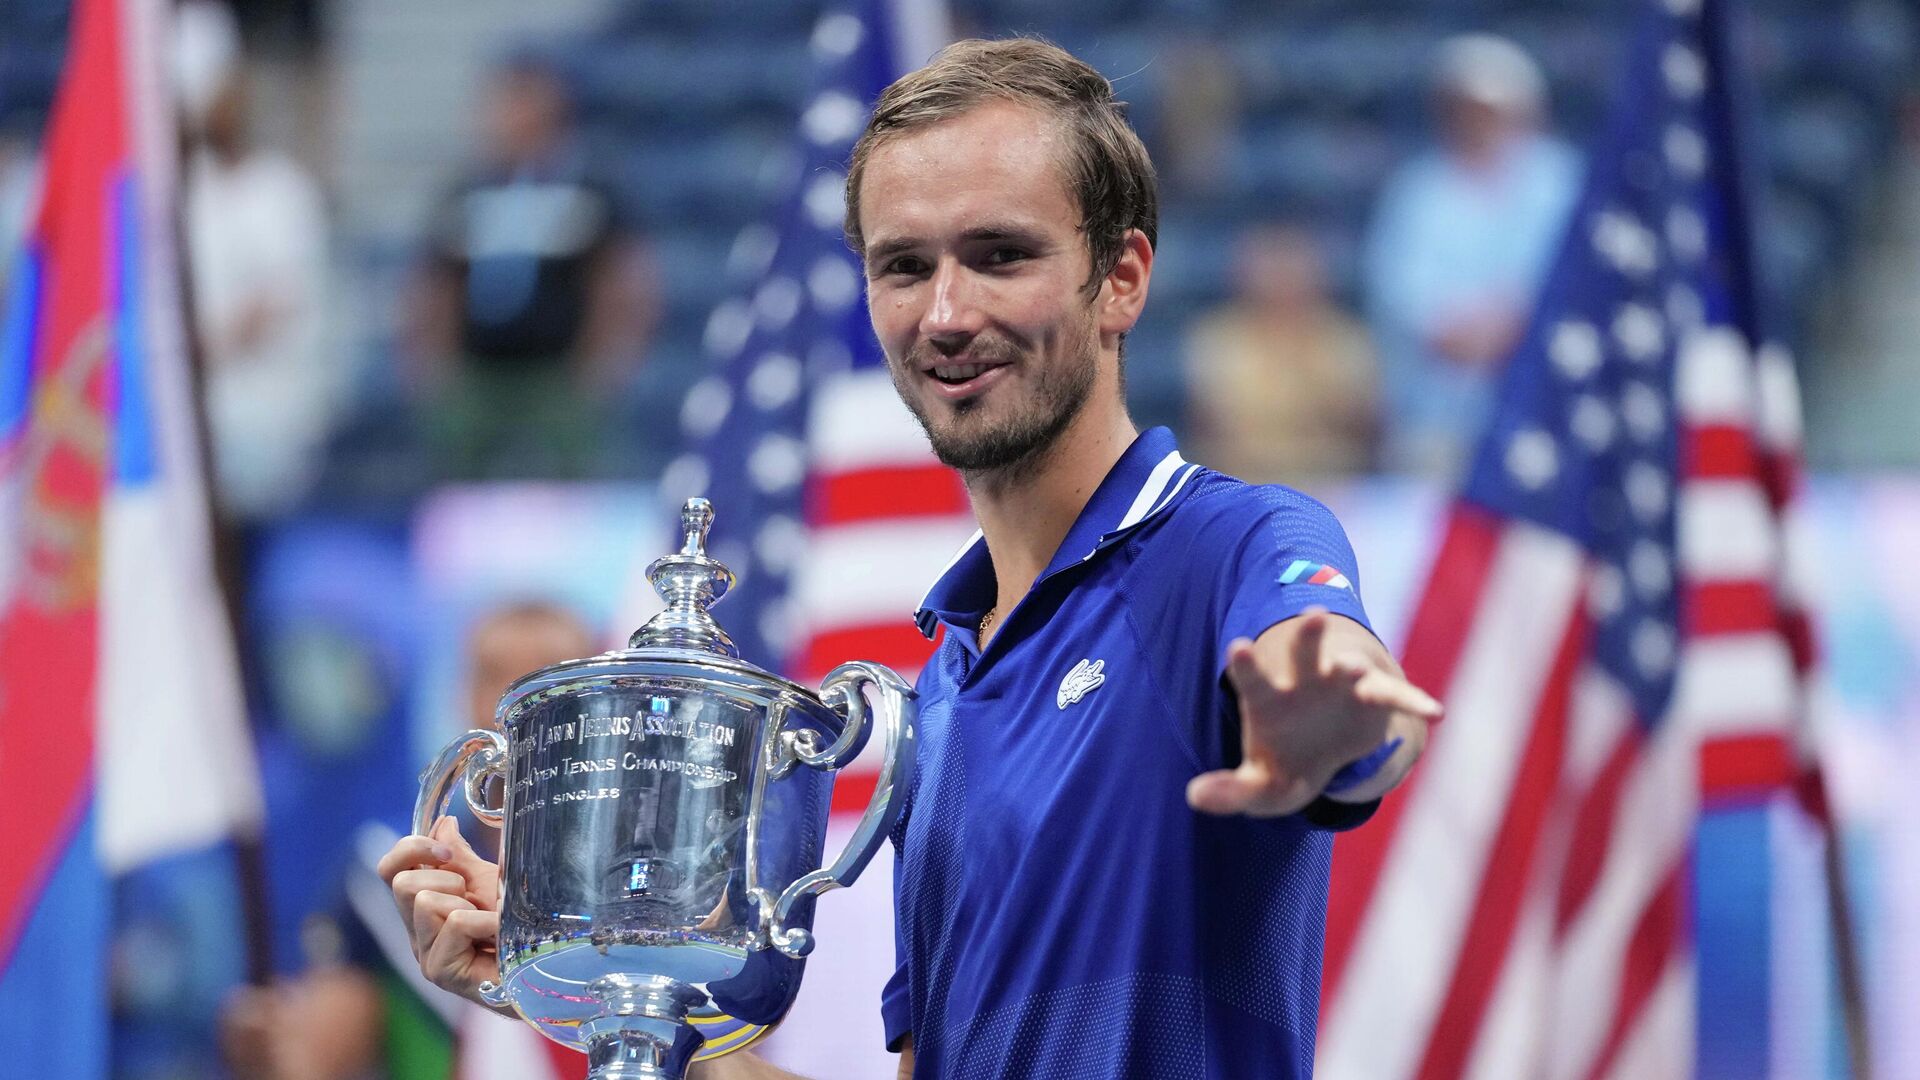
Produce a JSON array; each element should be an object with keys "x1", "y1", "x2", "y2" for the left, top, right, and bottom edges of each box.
[
  {"x1": 630, "y1": 498, "x2": 738, "y2": 657},
  {"x1": 681, "y1": 498, "x2": 714, "y2": 556}
]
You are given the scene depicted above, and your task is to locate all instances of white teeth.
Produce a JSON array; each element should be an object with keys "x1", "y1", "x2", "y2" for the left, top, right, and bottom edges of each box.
[{"x1": 933, "y1": 364, "x2": 988, "y2": 382}]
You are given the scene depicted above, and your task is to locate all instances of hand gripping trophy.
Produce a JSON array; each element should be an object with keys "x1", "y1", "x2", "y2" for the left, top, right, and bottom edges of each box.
[{"x1": 415, "y1": 498, "x2": 917, "y2": 1079}]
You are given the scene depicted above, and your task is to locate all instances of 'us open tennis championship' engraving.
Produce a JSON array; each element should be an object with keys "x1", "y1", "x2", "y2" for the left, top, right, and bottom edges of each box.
[{"x1": 509, "y1": 710, "x2": 743, "y2": 815}]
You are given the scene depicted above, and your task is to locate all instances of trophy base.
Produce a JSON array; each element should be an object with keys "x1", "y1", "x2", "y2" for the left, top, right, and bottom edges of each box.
[{"x1": 581, "y1": 974, "x2": 709, "y2": 1080}]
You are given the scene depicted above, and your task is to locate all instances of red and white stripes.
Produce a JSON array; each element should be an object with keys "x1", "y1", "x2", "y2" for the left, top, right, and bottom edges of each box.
[
  {"x1": 1318, "y1": 326, "x2": 1812, "y2": 1079},
  {"x1": 795, "y1": 368, "x2": 972, "y2": 690},
  {"x1": 797, "y1": 369, "x2": 971, "y2": 810}
]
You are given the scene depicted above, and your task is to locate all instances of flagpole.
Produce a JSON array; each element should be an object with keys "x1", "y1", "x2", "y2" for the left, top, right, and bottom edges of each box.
[
  {"x1": 161, "y1": 57, "x2": 276, "y2": 989},
  {"x1": 1818, "y1": 799, "x2": 1872, "y2": 1080},
  {"x1": 173, "y1": 191, "x2": 276, "y2": 988},
  {"x1": 1706, "y1": 0, "x2": 1874, "y2": 1064}
]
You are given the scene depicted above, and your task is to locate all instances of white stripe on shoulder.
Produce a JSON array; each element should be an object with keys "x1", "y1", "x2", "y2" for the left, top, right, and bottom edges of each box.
[
  {"x1": 1114, "y1": 451, "x2": 1188, "y2": 532},
  {"x1": 1146, "y1": 462, "x2": 1201, "y2": 521}
]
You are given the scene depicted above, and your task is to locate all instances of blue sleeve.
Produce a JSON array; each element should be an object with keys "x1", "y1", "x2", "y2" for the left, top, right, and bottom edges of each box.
[
  {"x1": 881, "y1": 962, "x2": 912, "y2": 1052},
  {"x1": 1130, "y1": 482, "x2": 1381, "y2": 831},
  {"x1": 1218, "y1": 489, "x2": 1384, "y2": 830},
  {"x1": 1214, "y1": 485, "x2": 1373, "y2": 672}
]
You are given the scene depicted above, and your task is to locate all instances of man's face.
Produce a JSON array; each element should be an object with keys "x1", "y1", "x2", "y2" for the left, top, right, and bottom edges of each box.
[{"x1": 857, "y1": 101, "x2": 1108, "y2": 474}]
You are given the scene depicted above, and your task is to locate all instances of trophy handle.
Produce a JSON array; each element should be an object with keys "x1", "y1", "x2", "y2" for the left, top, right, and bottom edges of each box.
[
  {"x1": 414, "y1": 729, "x2": 513, "y2": 1010},
  {"x1": 761, "y1": 661, "x2": 917, "y2": 959},
  {"x1": 412, "y1": 728, "x2": 509, "y2": 842}
]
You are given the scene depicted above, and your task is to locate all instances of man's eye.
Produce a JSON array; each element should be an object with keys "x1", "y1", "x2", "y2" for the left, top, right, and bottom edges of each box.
[
  {"x1": 883, "y1": 257, "x2": 928, "y2": 276},
  {"x1": 985, "y1": 247, "x2": 1029, "y2": 266}
]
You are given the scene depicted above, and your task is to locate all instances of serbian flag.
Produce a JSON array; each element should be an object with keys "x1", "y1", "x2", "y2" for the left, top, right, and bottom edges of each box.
[
  {"x1": 1317, "y1": 0, "x2": 1822, "y2": 1077},
  {"x1": 0, "y1": 0, "x2": 261, "y2": 1072}
]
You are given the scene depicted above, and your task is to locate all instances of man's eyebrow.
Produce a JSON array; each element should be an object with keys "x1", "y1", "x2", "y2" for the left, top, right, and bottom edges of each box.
[
  {"x1": 863, "y1": 235, "x2": 923, "y2": 268},
  {"x1": 864, "y1": 223, "x2": 1049, "y2": 268},
  {"x1": 956, "y1": 222, "x2": 1046, "y2": 243}
]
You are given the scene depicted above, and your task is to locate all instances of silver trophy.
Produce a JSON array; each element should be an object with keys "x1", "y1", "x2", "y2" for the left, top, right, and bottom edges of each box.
[{"x1": 415, "y1": 498, "x2": 917, "y2": 1079}]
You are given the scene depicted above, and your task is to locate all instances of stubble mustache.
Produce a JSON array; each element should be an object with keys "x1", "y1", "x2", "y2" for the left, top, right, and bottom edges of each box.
[
  {"x1": 900, "y1": 333, "x2": 1023, "y2": 380},
  {"x1": 889, "y1": 329, "x2": 1096, "y2": 480}
]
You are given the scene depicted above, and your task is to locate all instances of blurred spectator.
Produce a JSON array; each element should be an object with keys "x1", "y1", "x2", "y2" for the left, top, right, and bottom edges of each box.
[
  {"x1": 1154, "y1": 38, "x2": 1239, "y2": 197},
  {"x1": 1184, "y1": 223, "x2": 1378, "y2": 484},
  {"x1": 461, "y1": 599, "x2": 603, "y2": 742},
  {"x1": 220, "y1": 600, "x2": 596, "y2": 1080},
  {"x1": 177, "y1": 0, "x2": 336, "y2": 522},
  {"x1": 1362, "y1": 33, "x2": 1580, "y2": 478},
  {"x1": 404, "y1": 53, "x2": 658, "y2": 480}
]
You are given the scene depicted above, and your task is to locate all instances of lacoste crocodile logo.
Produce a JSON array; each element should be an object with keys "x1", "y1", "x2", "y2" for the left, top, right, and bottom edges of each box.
[{"x1": 1057, "y1": 659, "x2": 1107, "y2": 709}]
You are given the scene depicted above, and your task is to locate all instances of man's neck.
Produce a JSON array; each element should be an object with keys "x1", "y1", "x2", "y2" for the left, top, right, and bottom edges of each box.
[{"x1": 964, "y1": 397, "x2": 1139, "y2": 629}]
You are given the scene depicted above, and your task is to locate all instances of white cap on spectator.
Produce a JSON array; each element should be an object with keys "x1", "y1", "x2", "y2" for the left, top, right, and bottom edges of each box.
[
  {"x1": 1433, "y1": 33, "x2": 1547, "y2": 117},
  {"x1": 173, "y1": 0, "x2": 241, "y2": 125}
]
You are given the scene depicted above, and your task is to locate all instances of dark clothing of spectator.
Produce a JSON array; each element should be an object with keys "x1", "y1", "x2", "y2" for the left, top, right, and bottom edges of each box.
[{"x1": 426, "y1": 149, "x2": 624, "y2": 367}]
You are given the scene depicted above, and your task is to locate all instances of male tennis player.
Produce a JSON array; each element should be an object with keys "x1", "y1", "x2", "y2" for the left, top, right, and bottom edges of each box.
[{"x1": 384, "y1": 37, "x2": 1439, "y2": 1079}]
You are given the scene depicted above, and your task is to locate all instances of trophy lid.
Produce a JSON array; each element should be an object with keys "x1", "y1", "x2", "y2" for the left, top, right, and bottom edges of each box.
[
  {"x1": 629, "y1": 497, "x2": 740, "y2": 658},
  {"x1": 497, "y1": 496, "x2": 838, "y2": 731}
]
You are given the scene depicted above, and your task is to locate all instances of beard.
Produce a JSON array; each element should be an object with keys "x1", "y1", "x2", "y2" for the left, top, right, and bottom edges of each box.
[{"x1": 891, "y1": 324, "x2": 1099, "y2": 478}]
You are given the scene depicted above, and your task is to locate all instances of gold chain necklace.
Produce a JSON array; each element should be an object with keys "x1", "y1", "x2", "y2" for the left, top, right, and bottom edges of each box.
[{"x1": 979, "y1": 607, "x2": 997, "y2": 637}]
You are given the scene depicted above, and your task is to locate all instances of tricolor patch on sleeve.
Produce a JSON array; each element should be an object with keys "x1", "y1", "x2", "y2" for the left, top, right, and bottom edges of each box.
[{"x1": 1280, "y1": 559, "x2": 1353, "y2": 591}]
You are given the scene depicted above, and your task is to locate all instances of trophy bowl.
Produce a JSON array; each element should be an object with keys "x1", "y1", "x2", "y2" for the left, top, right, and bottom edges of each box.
[{"x1": 415, "y1": 498, "x2": 917, "y2": 1080}]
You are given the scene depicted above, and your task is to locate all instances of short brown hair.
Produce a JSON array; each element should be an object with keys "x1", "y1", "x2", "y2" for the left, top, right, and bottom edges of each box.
[{"x1": 844, "y1": 37, "x2": 1159, "y2": 291}]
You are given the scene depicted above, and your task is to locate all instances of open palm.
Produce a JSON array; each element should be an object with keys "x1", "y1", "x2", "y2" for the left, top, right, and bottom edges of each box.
[{"x1": 1188, "y1": 610, "x2": 1440, "y2": 817}]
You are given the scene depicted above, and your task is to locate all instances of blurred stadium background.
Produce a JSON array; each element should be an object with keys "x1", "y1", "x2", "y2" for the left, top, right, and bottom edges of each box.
[{"x1": 1, "y1": 0, "x2": 1917, "y2": 1076}]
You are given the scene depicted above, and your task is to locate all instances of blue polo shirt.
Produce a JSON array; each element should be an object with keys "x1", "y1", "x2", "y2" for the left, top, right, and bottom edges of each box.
[{"x1": 880, "y1": 426, "x2": 1378, "y2": 1079}]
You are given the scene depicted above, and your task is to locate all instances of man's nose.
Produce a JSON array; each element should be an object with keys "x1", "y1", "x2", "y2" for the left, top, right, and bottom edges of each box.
[{"x1": 919, "y1": 257, "x2": 984, "y2": 352}]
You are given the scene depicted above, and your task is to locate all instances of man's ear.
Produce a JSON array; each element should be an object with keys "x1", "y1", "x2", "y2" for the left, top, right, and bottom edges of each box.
[{"x1": 1098, "y1": 228, "x2": 1153, "y2": 340}]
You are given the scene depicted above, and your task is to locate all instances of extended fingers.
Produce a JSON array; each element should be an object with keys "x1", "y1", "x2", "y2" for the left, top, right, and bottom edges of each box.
[
  {"x1": 1232, "y1": 610, "x2": 1343, "y2": 696},
  {"x1": 1288, "y1": 609, "x2": 1330, "y2": 682},
  {"x1": 1187, "y1": 765, "x2": 1262, "y2": 816},
  {"x1": 1354, "y1": 669, "x2": 1444, "y2": 720},
  {"x1": 1225, "y1": 638, "x2": 1284, "y2": 708},
  {"x1": 376, "y1": 831, "x2": 455, "y2": 885},
  {"x1": 1186, "y1": 762, "x2": 1316, "y2": 818},
  {"x1": 1229, "y1": 635, "x2": 1379, "y2": 729}
]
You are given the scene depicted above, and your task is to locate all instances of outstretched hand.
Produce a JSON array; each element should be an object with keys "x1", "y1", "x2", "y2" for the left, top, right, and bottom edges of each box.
[
  {"x1": 375, "y1": 815, "x2": 508, "y2": 1011},
  {"x1": 1186, "y1": 609, "x2": 1440, "y2": 817}
]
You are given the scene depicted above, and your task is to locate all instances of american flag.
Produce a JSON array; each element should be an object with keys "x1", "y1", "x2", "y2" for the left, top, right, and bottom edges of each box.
[
  {"x1": 661, "y1": 0, "x2": 961, "y2": 804},
  {"x1": 1316, "y1": 0, "x2": 1817, "y2": 1077}
]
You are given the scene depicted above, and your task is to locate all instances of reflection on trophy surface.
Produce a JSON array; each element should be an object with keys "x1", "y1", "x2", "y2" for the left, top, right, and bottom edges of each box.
[{"x1": 415, "y1": 498, "x2": 917, "y2": 1080}]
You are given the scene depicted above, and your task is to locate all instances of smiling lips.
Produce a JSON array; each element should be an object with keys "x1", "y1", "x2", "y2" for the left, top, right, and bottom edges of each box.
[
  {"x1": 932, "y1": 362, "x2": 1000, "y2": 384},
  {"x1": 915, "y1": 359, "x2": 1011, "y2": 402},
  {"x1": 923, "y1": 360, "x2": 1011, "y2": 400}
]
